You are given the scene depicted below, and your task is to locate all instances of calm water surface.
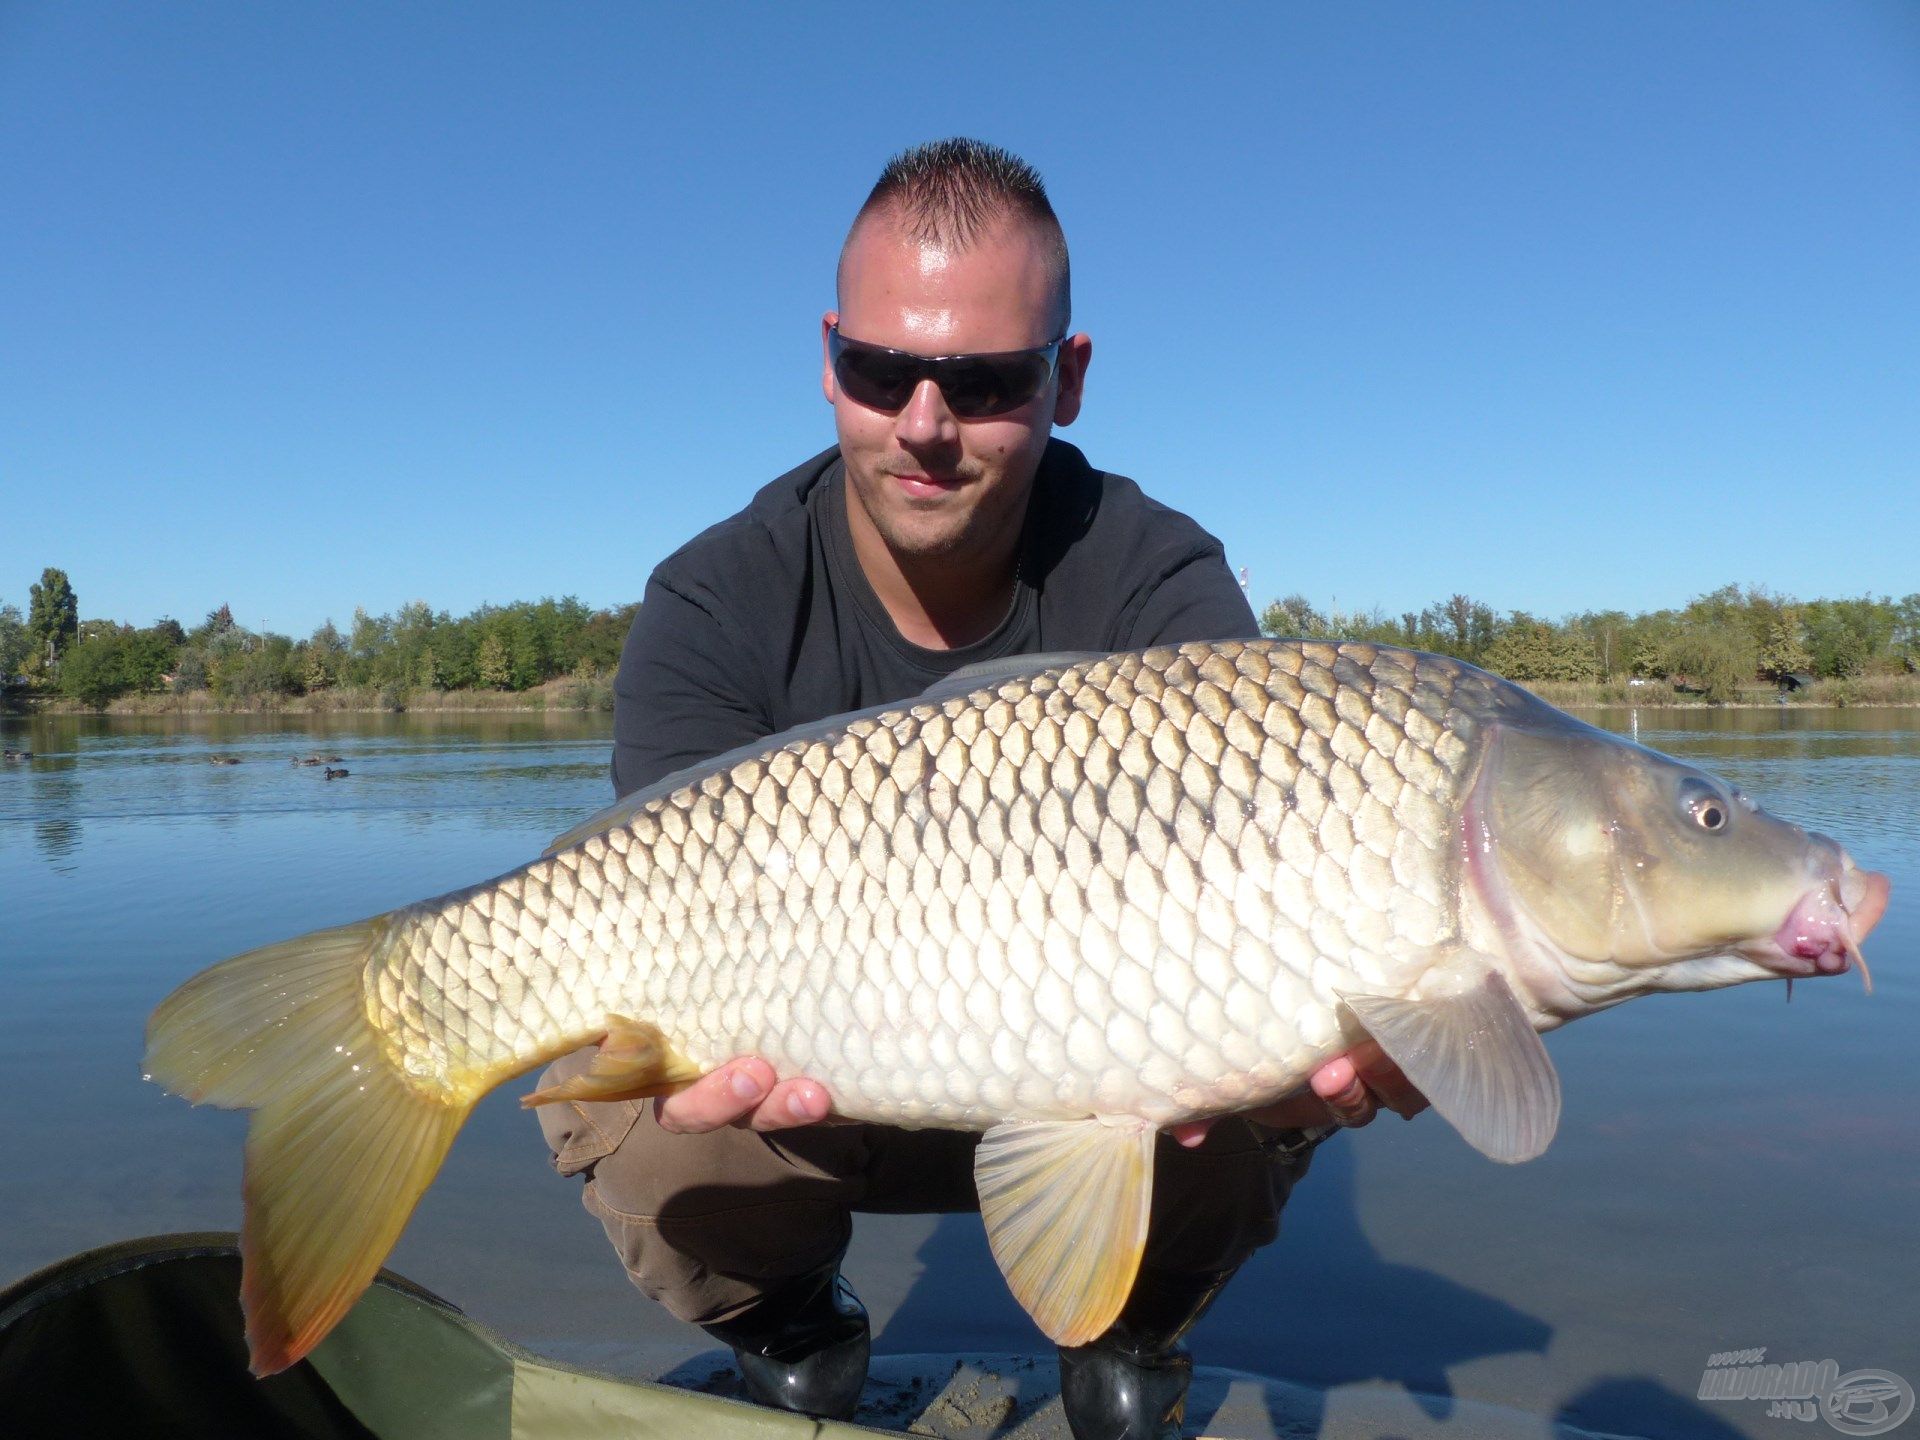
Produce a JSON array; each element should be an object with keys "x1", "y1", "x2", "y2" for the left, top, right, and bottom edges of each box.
[{"x1": 1, "y1": 705, "x2": 1914, "y2": 1438}]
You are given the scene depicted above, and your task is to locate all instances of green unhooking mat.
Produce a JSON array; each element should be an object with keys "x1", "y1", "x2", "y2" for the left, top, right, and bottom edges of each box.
[{"x1": 0, "y1": 1233, "x2": 874, "y2": 1439}]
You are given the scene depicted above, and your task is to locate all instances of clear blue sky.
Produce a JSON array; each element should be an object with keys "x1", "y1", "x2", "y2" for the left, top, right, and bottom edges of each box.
[{"x1": 4, "y1": 2, "x2": 1915, "y2": 638}]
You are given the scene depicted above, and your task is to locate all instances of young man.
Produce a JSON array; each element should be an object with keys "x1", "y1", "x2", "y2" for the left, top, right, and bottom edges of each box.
[{"x1": 538, "y1": 139, "x2": 1422, "y2": 1440}]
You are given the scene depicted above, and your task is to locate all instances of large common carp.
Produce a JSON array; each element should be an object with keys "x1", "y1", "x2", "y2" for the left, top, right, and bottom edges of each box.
[{"x1": 145, "y1": 640, "x2": 1890, "y2": 1375}]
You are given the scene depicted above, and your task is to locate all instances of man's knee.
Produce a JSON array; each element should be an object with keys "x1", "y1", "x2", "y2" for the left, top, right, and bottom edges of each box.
[
  {"x1": 590, "y1": 1120, "x2": 865, "y2": 1324},
  {"x1": 535, "y1": 1048, "x2": 643, "y2": 1178},
  {"x1": 532, "y1": 1058, "x2": 871, "y2": 1325}
]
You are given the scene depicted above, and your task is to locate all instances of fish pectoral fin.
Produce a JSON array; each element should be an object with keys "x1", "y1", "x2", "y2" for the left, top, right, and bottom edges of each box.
[
  {"x1": 1338, "y1": 966, "x2": 1562, "y2": 1164},
  {"x1": 974, "y1": 1116, "x2": 1156, "y2": 1347},
  {"x1": 520, "y1": 1016, "x2": 703, "y2": 1106}
]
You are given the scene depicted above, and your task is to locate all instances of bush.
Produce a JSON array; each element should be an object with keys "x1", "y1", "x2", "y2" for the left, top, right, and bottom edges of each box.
[
  {"x1": 172, "y1": 650, "x2": 209, "y2": 693},
  {"x1": 210, "y1": 635, "x2": 302, "y2": 700},
  {"x1": 1670, "y1": 627, "x2": 1757, "y2": 704},
  {"x1": 60, "y1": 632, "x2": 137, "y2": 709},
  {"x1": 556, "y1": 675, "x2": 615, "y2": 712}
]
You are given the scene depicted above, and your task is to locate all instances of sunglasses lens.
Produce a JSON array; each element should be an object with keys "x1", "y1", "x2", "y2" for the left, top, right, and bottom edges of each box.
[
  {"x1": 939, "y1": 356, "x2": 1050, "y2": 418},
  {"x1": 833, "y1": 346, "x2": 918, "y2": 412}
]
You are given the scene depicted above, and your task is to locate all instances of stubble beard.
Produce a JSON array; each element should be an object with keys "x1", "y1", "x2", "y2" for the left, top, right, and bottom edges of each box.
[{"x1": 855, "y1": 466, "x2": 1030, "y2": 572}]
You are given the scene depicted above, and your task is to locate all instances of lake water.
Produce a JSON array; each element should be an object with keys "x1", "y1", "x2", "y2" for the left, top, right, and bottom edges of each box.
[{"x1": 1, "y1": 705, "x2": 1914, "y2": 1439}]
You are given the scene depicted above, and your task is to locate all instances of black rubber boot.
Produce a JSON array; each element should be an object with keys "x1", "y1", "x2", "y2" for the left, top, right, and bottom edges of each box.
[
  {"x1": 1057, "y1": 1268, "x2": 1236, "y2": 1440},
  {"x1": 701, "y1": 1270, "x2": 870, "y2": 1420}
]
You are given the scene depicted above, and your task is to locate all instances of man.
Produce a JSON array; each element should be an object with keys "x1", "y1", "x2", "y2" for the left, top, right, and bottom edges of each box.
[{"x1": 538, "y1": 139, "x2": 1423, "y2": 1440}]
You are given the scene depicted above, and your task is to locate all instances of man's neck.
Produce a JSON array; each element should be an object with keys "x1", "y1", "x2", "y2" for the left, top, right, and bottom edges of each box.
[{"x1": 842, "y1": 481, "x2": 1021, "y2": 652}]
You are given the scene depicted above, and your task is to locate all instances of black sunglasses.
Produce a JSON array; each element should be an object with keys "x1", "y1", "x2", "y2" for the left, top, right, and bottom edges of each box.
[{"x1": 828, "y1": 326, "x2": 1065, "y2": 420}]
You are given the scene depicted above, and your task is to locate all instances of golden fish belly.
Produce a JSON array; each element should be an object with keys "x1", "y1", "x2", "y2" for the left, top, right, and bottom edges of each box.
[{"x1": 368, "y1": 640, "x2": 1518, "y2": 1128}]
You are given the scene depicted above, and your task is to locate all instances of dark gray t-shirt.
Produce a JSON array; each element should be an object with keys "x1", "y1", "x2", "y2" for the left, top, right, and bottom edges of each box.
[{"x1": 611, "y1": 438, "x2": 1258, "y2": 797}]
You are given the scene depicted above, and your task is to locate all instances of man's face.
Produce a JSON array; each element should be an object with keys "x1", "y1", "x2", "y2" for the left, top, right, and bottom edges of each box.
[{"x1": 823, "y1": 217, "x2": 1089, "y2": 570}]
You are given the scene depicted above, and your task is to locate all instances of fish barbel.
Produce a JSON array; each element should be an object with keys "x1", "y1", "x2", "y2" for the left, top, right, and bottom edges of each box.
[{"x1": 145, "y1": 639, "x2": 1890, "y2": 1374}]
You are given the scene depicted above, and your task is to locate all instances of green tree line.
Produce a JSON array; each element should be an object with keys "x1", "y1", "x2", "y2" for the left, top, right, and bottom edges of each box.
[
  {"x1": 6, "y1": 567, "x2": 1915, "y2": 710},
  {"x1": 1262, "y1": 583, "x2": 1917, "y2": 703},
  {"x1": 2, "y1": 567, "x2": 640, "y2": 710}
]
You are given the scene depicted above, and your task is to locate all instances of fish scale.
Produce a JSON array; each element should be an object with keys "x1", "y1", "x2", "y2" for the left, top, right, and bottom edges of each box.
[{"x1": 365, "y1": 640, "x2": 1502, "y2": 1127}]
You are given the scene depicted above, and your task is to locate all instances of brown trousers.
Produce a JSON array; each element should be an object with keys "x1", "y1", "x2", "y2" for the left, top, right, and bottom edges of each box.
[{"x1": 535, "y1": 1046, "x2": 1314, "y2": 1328}]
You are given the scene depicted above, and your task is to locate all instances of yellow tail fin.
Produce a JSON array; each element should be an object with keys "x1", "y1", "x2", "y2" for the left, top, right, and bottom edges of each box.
[{"x1": 144, "y1": 917, "x2": 470, "y2": 1375}]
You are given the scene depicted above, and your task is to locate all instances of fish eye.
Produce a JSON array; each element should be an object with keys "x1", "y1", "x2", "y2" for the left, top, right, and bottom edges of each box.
[{"x1": 1678, "y1": 777, "x2": 1730, "y2": 833}]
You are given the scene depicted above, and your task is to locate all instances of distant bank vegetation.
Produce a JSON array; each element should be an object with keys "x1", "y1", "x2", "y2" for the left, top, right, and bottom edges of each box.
[
  {"x1": 1258, "y1": 586, "x2": 1920, "y2": 705},
  {"x1": 2, "y1": 569, "x2": 1915, "y2": 713},
  {"x1": 1, "y1": 569, "x2": 637, "y2": 713}
]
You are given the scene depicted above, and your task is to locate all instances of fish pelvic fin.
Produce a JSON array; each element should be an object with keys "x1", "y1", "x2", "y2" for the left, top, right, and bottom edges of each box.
[
  {"x1": 974, "y1": 1117, "x2": 1156, "y2": 1347},
  {"x1": 1338, "y1": 966, "x2": 1561, "y2": 1164},
  {"x1": 144, "y1": 917, "x2": 471, "y2": 1376},
  {"x1": 521, "y1": 1015, "x2": 704, "y2": 1106}
]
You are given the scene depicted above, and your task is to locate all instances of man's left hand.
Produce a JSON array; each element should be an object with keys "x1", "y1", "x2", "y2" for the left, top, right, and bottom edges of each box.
[{"x1": 1167, "y1": 1041, "x2": 1428, "y2": 1148}]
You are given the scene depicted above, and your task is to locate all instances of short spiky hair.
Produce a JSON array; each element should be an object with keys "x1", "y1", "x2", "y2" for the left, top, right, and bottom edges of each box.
[{"x1": 840, "y1": 138, "x2": 1071, "y2": 332}]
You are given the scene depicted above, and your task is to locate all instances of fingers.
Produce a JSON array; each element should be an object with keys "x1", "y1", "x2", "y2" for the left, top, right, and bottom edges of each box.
[
  {"x1": 1236, "y1": 1048, "x2": 1433, "y2": 1136},
  {"x1": 654, "y1": 1059, "x2": 776, "y2": 1133},
  {"x1": 1345, "y1": 1041, "x2": 1430, "y2": 1120},
  {"x1": 1170, "y1": 1119, "x2": 1213, "y2": 1148},
  {"x1": 653, "y1": 1059, "x2": 837, "y2": 1134},
  {"x1": 1310, "y1": 1054, "x2": 1378, "y2": 1128},
  {"x1": 754, "y1": 1078, "x2": 833, "y2": 1131}
]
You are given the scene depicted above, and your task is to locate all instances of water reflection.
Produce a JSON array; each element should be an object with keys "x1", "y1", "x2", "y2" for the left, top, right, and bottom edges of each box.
[
  {"x1": 1585, "y1": 704, "x2": 1920, "y2": 739},
  {"x1": 32, "y1": 815, "x2": 79, "y2": 866},
  {"x1": 22, "y1": 758, "x2": 82, "y2": 867}
]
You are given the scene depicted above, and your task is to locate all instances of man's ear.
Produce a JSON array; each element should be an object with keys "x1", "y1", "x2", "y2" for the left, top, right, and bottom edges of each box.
[
  {"x1": 1052, "y1": 333, "x2": 1092, "y2": 426},
  {"x1": 820, "y1": 312, "x2": 840, "y2": 405}
]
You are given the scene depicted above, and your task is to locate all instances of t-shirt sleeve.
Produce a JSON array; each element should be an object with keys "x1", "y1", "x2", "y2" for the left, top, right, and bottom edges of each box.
[
  {"x1": 611, "y1": 576, "x2": 771, "y2": 797},
  {"x1": 1122, "y1": 546, "x2": 1263, "y2": 649}
]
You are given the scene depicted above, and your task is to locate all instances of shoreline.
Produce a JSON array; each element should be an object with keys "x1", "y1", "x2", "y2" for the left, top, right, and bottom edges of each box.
[
  {"x1": 3, "y1": 677, "x2": 612, "y2": 719},
  {"x1": 6, "y1": 687, "x2": 1919, "y2": 720}
]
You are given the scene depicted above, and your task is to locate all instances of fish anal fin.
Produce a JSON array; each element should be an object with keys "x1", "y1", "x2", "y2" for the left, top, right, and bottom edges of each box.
[
  {"x1": 1338, "y1": 966, "x2": 1561, "y2": 1164},
  {"x1": 521, "y1": 1015, "x2": 702, "y2": 1106},
  {"x1": 974, "y1": 1117, "x2": 1156, "y2": 1347}
]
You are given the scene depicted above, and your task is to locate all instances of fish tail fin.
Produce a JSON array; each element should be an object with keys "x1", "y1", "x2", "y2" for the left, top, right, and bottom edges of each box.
[{"x1": 144, "y1": 916, "x2": 471, "y2": 1376}]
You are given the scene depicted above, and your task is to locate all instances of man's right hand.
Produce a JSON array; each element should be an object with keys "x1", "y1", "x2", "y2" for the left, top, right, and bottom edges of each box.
[
  {"x1": 655, "y1": 1057, "x2": 836, "y2": 1134},
  {"x1": 658, "y1": 1042, "x2": 1428, "y2": 1139}
]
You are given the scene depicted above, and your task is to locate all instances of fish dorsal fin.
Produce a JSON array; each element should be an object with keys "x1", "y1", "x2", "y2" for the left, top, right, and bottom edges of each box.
[
  {"x1": 974, "y1": 1116, "x2": 1157, "y2": 1347},
  {"x1": 543, "y1": 708, "x2": 909, "y2": 855},
  {"x1": 520, "y1": 1016, "x2": 705, "y2": 1107},
  {"x1": 546, "y1": 794, "x2": 650, "y2": 857},
  {"x1": 546, "y1": 653, "x2": 1107, "y2": 855},
  {"x1": 1338, "y1": 966, "x2": 1561, "y2": 1163},
  {"x1": 919, "y1": 651, "x2": 1106, "y2": 702}
]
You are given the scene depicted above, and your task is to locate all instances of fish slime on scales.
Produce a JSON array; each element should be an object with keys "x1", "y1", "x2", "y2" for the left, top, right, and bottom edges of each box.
[{"x1": 145, "y1": 639, "x2": 1891, "y2": 1374}]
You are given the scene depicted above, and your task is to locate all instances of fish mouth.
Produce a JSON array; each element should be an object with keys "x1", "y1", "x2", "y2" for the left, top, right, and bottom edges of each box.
[{"x1": 1749, "y1": 867, "x2": 1890, "y2": 992}]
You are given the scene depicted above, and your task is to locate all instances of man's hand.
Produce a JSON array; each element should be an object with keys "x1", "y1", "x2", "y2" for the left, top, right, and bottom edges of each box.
[
  {"x1": 656, "y1": 1041, "x2": 1428, "y2": 1142},
  {"x1": 654, "y1": 1057, "x2": 836, "y2": 1134},
  {"x1": 1168, "y1": 1041, "x2": 1429, "y2": 1148}
]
